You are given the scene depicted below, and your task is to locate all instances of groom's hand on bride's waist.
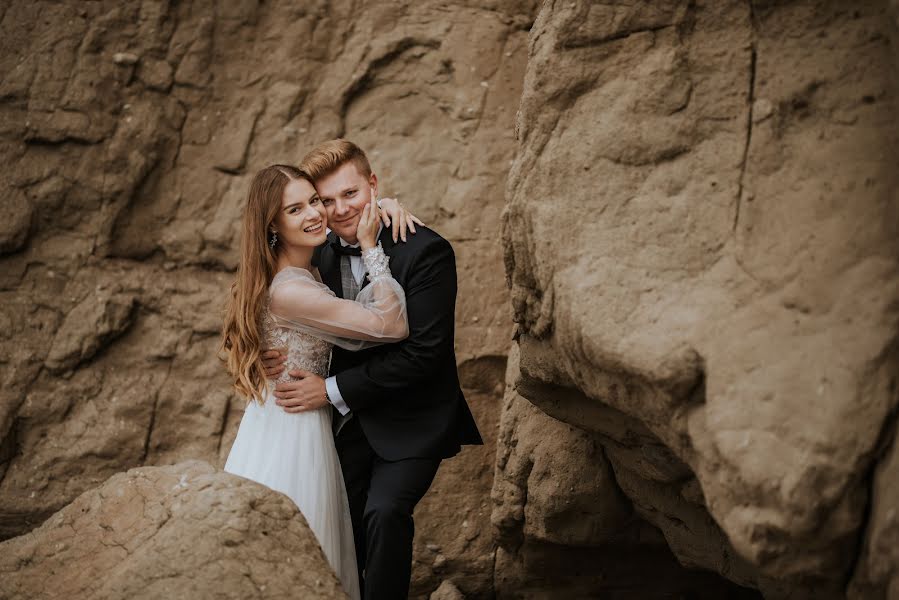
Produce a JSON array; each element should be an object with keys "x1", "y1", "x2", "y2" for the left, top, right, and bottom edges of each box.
[
  {"x1": 274, "y1": 369, "x2": 329, "y2": 413},
  {"x1": 261, "y1": 349, "x2": 287, "y2": 379}
]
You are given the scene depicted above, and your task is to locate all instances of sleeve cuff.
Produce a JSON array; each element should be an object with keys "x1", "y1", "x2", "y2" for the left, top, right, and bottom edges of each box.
[{"x1": 326, "y1": 376, "x2": 350, "y2": 416}]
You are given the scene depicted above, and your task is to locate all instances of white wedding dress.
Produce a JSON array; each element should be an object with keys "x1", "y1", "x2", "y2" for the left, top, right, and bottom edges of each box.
[{"x1": 224, "y1": 246, "x2": 407, "y2": 600}]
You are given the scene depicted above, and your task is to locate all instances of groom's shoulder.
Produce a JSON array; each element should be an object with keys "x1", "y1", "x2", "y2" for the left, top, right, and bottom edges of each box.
[
  {"x1": 387, "y1": 225, "x2": 453, "y2": 257},
  {"x1": 410, "y1": 225, "x2": 450, "y2": 250}
]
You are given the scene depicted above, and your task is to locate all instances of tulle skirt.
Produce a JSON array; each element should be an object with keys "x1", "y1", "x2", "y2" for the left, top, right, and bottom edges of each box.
[{"x1": 224, "y1": 392, "x2": 360, "y2": 600}]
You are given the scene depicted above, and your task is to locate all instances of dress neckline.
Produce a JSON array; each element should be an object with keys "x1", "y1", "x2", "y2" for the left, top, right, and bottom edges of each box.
[{"x1": 271, "y1": 266, "x2": 322, "y2": 286}]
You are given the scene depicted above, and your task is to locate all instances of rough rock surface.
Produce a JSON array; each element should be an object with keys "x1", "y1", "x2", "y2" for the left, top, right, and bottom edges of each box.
[
  {"x1": 4, "y1": 0, "x2": 899, "y2": 598},
  {"x1": 411, "y1": 355, "x2": 508, "y2": 597},
  {"x1": 500, "y1": 0, "x2": 899, "y2": 597},
  {"x1": 492, "y1": 345, "x2": 764, "y2": 599},
  {"x1": 0, "y1": 460, "x2": 347, "y2": 599},
  {"x1": 848, "y1": 419, "x2": 899, "y2": 599},
  {"x1": 429, "y1": 580, "x2": 466, "y2": 600},
  {"x1": 0, "y1": 1, "x2": 532, "y2": 596}
]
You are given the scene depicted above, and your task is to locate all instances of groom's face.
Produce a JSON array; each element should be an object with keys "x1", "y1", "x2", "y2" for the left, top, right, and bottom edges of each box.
[{"x1": 316, "y1": 162, "x2": 378, "y2": 245}]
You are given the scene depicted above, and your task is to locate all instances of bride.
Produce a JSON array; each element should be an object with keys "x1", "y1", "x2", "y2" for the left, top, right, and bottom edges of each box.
[{"x1": 220, "y1": 164, "x2": 415, "y2": 599}]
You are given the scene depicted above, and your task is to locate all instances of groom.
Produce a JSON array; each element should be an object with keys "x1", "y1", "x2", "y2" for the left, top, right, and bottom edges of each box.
[{"x1": 264, "y1": 139, "x2": 483, "y2": 599}]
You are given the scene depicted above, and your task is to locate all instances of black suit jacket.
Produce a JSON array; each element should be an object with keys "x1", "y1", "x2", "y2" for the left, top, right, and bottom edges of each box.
[{"x1": 315, "y1": 227, "x2": 483, "y2": 461}]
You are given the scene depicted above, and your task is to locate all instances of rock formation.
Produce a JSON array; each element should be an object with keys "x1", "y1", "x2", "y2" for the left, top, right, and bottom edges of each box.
[
  {"x1": 498, "y1": 0, "x2": 899, "y2": 597},
  {"x1": 0, "y1": 1, "x2": 532, "y2": 596},
  {"x1": 492, "y1": 346, "x2": 764, "y2": 598},
  {"x1": 2, "y1": 0, "x2": 898, "y2": 598},
  {"x1": 0, "y1": 461, "x2": 347, "y2": 599}
]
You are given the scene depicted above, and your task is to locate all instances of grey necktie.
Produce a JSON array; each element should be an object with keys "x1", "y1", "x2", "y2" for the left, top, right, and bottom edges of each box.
[
  {"x1": 334, "y1": 254, "x2": 360, "y2": 433},
  {"x1": 340, "y1": 254, "x2": 360, "y2": 299}
]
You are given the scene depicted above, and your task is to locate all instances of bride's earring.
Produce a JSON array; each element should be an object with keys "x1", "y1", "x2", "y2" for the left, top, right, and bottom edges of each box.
[{"x1": 269, "y1": 230, "x2": 278, "y2": 249}]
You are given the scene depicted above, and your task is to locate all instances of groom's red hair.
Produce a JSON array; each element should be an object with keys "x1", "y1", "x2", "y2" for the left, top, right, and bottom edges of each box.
[{"x1": 300, "y1": 138, "x2": 372, "y2": 182}]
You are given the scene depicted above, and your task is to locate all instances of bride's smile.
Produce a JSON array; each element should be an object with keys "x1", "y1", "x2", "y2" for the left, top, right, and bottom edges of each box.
[{"x1": 272, "y1": 178, "x2": 329, "y2": 252}]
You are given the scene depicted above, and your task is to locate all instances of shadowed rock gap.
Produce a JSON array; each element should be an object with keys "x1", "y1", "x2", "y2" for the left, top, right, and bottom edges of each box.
[
  {"x1": 734, "y1": 2, "x2": 757, "y2": 233},
  {"x1": 843, "y1": 342, "x2": 899, "y2": 595}
]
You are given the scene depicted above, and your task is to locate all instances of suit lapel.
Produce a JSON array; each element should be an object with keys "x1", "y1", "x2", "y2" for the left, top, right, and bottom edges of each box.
[
  {"x1": 319, "y1": 232, "x2": 343, "y2": 297},
  {"x1": 378, "y1": 227, "x2": 397, "y2": 255}
]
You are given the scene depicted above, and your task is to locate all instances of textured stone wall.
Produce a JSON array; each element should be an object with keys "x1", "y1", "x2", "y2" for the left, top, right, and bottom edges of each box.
[
  {"x1": 0, "y1": 1, "x2": 534, "y2": 597},
  {"x1": 3, "y1": 0, "x2": 899, "y2": 598},
  {"x1": 498, "y1": 0, "x2": 899, "y2": 598}
]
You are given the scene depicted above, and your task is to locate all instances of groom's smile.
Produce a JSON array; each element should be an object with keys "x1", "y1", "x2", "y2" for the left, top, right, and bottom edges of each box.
[{"x1": 315, "y1": 162, "x2": 378, "y2": 245}]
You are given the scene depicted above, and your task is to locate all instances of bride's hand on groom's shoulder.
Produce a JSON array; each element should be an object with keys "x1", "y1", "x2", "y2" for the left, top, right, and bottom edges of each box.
[
  {"x1": 261, "y1": 349, "x2": 286, "y2": 380},
  {"x1": 378, "y1": 196, "x2": 425, "y2": 244}
]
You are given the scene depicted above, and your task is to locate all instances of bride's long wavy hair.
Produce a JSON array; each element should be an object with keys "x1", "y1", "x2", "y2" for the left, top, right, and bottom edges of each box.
[{"x1": 221, "y1": 164, "x2": 309, "y2": 404}]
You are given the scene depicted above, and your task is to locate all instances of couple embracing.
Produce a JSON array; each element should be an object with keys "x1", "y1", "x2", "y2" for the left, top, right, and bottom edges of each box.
[{"x1": 220, "y1": 139, "x2": 483, "y2": 599}]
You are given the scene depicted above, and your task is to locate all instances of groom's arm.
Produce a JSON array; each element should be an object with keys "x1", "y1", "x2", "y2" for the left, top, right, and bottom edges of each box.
[{"x1": 333, "y1": 236, "x2": 457, "y2": 412}]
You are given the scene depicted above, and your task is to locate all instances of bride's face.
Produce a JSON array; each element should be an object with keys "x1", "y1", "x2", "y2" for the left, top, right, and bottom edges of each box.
[{"x1": 272, "y1": 178, "x2": 327, "y2": 249}]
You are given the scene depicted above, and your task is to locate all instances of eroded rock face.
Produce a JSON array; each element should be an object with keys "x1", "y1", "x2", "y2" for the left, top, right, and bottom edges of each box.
[
  {"x1": 492, "y1": 347, "x2": 631, "y2": 550},
  {"x1": 6, "y1": 0, "x2": 896, "y2": 597},
  {"x1": 0, "y1": 461, "x2": 347, "y2": 599},
  {"x1": 0, "y1": 1, "x2": 532, "y2": 596},
  {"x1": 492, "y1": 345, "x2": 766, "y2": 599},
  {"x1": 848, "y1": 423, "x2": 899, "y2": 600},
  {"x1": 500, "y1": 0, "x2": 899, "y2": 597},
  {"x1": 412, "y1": 356, "x2": 509, "y2": 597}
]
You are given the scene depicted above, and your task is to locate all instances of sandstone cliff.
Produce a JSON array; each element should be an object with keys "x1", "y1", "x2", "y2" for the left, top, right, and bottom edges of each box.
[
  {"x1": 0, "y1": 1, "x2": 532, "y2": 596},
  {"x1": 498, "y1": 0, "x2": 899, "y2": 597},
  {"x1": 2, "y1": 0, "x2": 898, "y2": 598}
]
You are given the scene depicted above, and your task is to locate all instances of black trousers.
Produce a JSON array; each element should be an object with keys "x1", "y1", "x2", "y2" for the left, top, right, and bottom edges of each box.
[{"x1": 335, "y1": 415, "x2": 440, "y2": 600}]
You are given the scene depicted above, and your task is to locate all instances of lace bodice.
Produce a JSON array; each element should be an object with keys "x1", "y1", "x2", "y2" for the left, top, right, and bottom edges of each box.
[{"x1": 263, "y1": 308, "x2": 332, "y2": 384}]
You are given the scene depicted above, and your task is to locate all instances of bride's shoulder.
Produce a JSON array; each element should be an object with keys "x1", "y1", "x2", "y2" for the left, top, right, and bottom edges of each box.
[
  {"x1": 269, "y1": 267, "x2": 333, "y2": 297},
  {"x1": 272, "y1": 266, "x2": 313, "y2": 280},
  {"x1": 271, "y1": 267, "x2": 315, "y2": 289}
]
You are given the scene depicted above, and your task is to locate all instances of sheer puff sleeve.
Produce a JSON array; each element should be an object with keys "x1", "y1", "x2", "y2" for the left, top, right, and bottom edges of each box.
[{"x1": 268, "y1": 253, "x2": 408, "y2": 352}]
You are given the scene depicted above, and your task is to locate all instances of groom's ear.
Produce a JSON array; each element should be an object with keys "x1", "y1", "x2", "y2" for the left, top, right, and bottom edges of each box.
[{"x1": 369, "y1": 172, "x2": 378, "y2": 197}]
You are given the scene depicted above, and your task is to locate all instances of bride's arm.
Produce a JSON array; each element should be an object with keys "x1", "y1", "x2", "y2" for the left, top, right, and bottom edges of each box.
[{"x1": 268, "y1": 253, "x2": 408, "y2": 347}]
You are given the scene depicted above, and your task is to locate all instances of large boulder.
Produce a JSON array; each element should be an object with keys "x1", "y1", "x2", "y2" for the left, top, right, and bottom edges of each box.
[
  {"x1": 500, "y1": 0, "x2": 899, "y2": 596},
  {"x1": 0, "y1": 461, "x2": 347, "y2": 599}
]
